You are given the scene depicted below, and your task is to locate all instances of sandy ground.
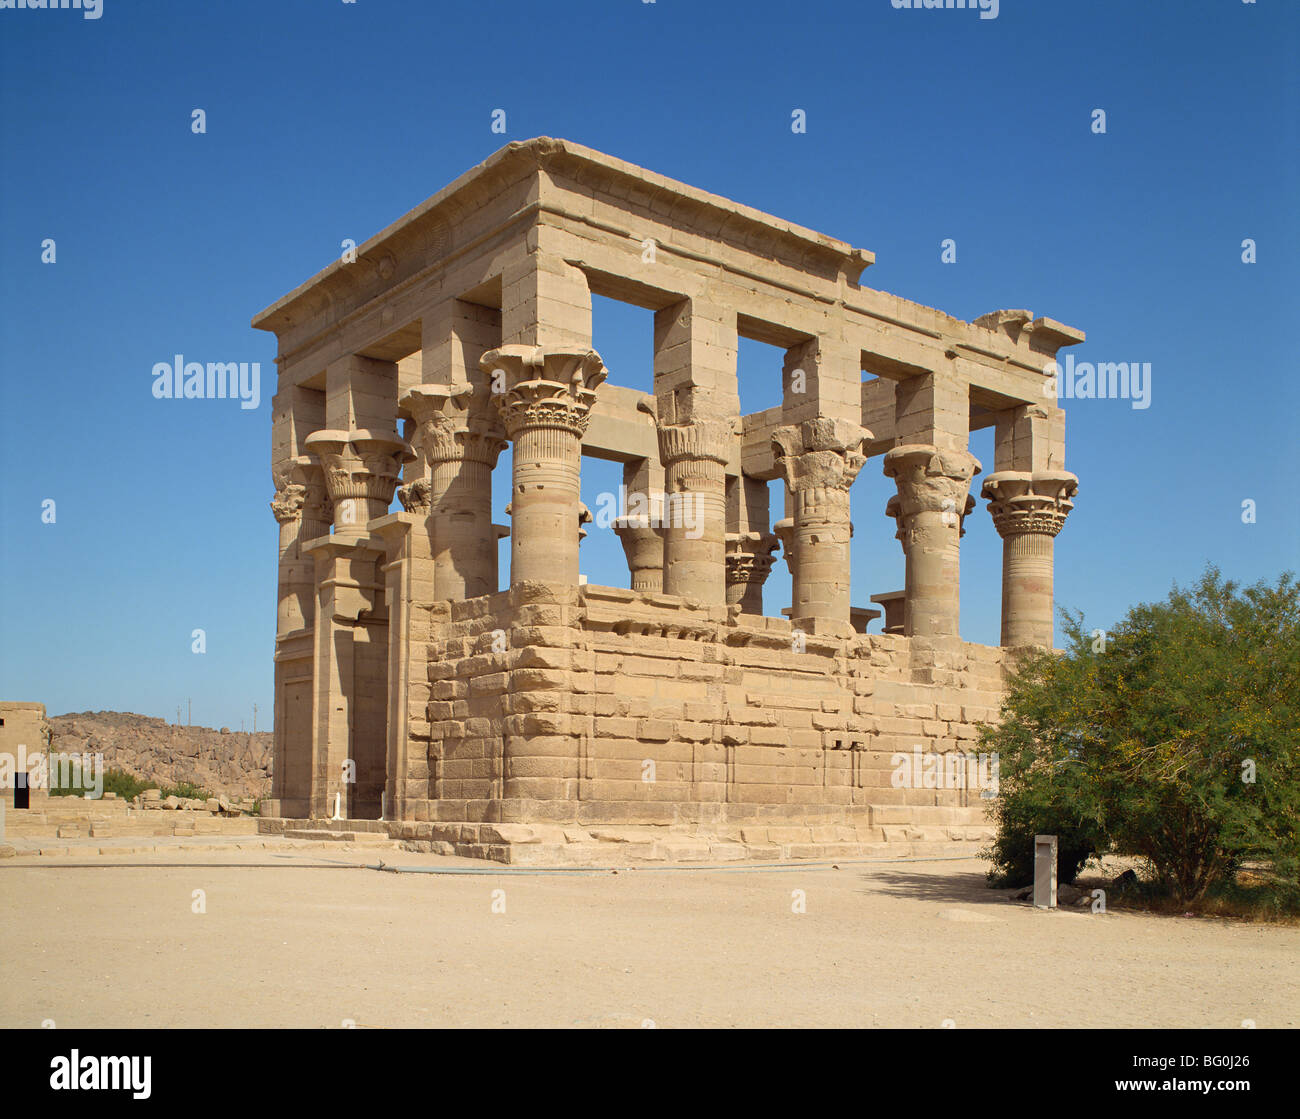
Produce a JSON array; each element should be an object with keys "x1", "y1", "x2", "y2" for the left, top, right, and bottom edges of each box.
[{"x1": 1, "y1": 847, "x2": 1296, "y2": 1029}]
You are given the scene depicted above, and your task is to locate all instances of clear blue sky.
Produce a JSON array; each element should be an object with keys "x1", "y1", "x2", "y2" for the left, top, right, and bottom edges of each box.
[{"x1": 1, "y1": 0, "x2": 1295, "y2": 730}]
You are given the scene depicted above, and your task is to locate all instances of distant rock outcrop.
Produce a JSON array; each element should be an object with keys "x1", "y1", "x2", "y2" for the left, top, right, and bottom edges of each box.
[{"x1": 48, "y1": 711, "x2": 272, "y2": 800}]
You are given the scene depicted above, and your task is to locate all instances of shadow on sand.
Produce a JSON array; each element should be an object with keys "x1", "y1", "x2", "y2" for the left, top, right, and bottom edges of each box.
[{"x1": 856, "y1": 866, "x2": 1014, "y2": 908}]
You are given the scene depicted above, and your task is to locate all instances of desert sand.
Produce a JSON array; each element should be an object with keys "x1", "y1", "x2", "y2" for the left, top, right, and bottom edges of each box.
[{"x1": 1, "y1": 847, "x2": 1295, "y2": 1029}]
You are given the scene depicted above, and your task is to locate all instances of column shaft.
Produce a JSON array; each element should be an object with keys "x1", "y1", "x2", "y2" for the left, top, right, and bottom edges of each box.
[
  {"x1": 793, "y1": 488, "x2": 854, "y2": 624},
  {"x1": 883, "y1": 444, "x2": 981, "y2": 638},
  {"x1": 657, "y1": 420, "x2": 731, "y2": 604},
  {"x1": 772, "y1": 418, "x2": 868, "y2": 631},
  {"x1": 402, "y1": 383, "x2": 505, "y2": 601},
  {"x1": 512, "y1": 425, "x2": 583, "y2": 583},
  {"x1": 1002, "y1": 532, "x2": 1055, "y2": 647}
]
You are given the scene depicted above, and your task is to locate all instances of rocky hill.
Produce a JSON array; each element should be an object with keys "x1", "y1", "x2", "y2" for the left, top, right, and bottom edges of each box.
[{"x1": 49, "y1": 711, "x2": 272, "y2": 800}]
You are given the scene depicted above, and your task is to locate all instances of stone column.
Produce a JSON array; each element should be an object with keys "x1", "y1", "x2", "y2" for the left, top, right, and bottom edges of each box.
[
  {"x1": 269, "y1": 455, "x2": 328, "y2": 818},
  {"x1": 371, "y1": 510, "x2": 436, "y2": 823},
  {"x1": 483, "y1": 345, "x2": 606, "y2": 586},
  {"x1": 271, "y1": 457, "x2": 331, "y2": 628},
  {"x1": 300, "y1": 429, "x2": 404, "y2": 819},
  {"x1": 613, "y1": 458, "x2": 665, "y2": 594},
  {"x1": 613, "y1": 514, "x2": 664, "y2": 593},
  {"x1": 883, "y1": 444, "x2": 981, "y2": 638},
  {"x1": 771, "y1": 418, "x2": 869, "y2": 632},
  {"x1": 271, "y1": 460, "x2": 308, "y2": 636},
  {"x1": 656, "y1": 419, "x2": 731, "y2": 604},
  {"x1": 981, "y1": 470, "x2": 1078, "y2": 648},
  {"x1": 400, "y1": 382, "x2": 506, "y2": 601},
  {"x1": 724, "y1": 531, "x2": 779, "y2": 615}
]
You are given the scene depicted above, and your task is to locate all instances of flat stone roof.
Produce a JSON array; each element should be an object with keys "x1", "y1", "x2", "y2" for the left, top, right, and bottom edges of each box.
[{"x1": 251, "y1": 137, "x2": 875, "y2": 334}]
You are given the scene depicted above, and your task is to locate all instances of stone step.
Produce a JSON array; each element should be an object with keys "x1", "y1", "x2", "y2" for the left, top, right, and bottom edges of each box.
[
  {"x1": 318, "y1": 818, "x2": 390, "y2": 833},
  {"x1": 4, "y1": 818, "x2": 258, "y2": 839},
  {"x1": 282, "y1": 829, "x2": 393, "y2": 845},
  {"x1": 266, "y1": 817, "x2": 390, "y2": 833}
]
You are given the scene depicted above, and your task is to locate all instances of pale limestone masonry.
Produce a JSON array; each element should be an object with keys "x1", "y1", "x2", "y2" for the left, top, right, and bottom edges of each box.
[
  {"x1": 252, "y1": 138, "x2": 1082, "y2": 863},
  {"x1": 0, "y1": 701, "x2": 51, "y2": 807}
]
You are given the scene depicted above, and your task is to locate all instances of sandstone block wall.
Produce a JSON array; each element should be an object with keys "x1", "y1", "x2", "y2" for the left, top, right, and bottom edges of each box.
[
  {"x1": 407, "y1": 583, "x2": 1005, "y2": 835},
  {"x1": 0, "y1": 701, "x2": 51, "y2": 806}
]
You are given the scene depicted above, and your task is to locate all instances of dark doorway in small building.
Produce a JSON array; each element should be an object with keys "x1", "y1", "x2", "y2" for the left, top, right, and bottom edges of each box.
[{"x1": 14, "y1": 771, "x2": 30, "y2": 810}]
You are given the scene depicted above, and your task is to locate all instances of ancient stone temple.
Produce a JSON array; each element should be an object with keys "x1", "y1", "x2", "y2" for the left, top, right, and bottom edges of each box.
[{"x1": 253, "y1": 138, "x2": 1081, "y2": 863}]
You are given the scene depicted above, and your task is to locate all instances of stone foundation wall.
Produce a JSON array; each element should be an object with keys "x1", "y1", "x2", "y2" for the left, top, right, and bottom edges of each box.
[{"x1": 409, "y1": 582, "x2": 1007, "y2": 843}]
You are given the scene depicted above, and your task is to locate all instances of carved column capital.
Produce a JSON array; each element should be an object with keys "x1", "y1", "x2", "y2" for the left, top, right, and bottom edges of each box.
[
  {"x1": 725, "y1": 531, "x2": 779, "y2": 592},
  {"x1": 304, "y1": 429, "x2": 405, "y2": 535},
  {"x1": 656, "y1": 417, "x2": 733, "y2": 470},
  {"x1": 402, "y1": 382, "x2": 507, "y2": 468},
  {"x1": 270, "y1": 483, "x2": 306, "y2": 524},
  {"x1": 882, "y1": 444, "x2": 982, "y2": 518},
  {"x1": 772, "y1": 418, "x2": 869, "y2": 522},
  {"x1": 304, "y1": 429, "x2": 405, "y2": 503},
  {"x1": 481, "y1": 346, "x2": 605, "y2": 586},
  {"x1": 482, "y1": 345, "x2": 606, "y2": 438},
  {"x1": 654, "y1": 417, "x2": 732, "y2": 605},
  {"x1": 272, "y1": 456, "x2": 331, "y2": 533},
  {"x1": 981, "y1": 470, "x2": 1078, "y2": 538},
  {"x1": 886, "y1": 490, "x2": 976, "y2": 544},
  {"x1": 982, "y1": 470, "x2": 1076, "y2": 649},
  {"x1": 771, "y1": 420, "x2": 869, "y2": 630},
  {"x1": 270, "y1": 455, "x2": 326, "y2": 637},
  {"x1": 613, "y1": 514, "x2": 665, "y2": 593},
  {"x1": 396, "y1": 478, "x2": 432, "y2": 513}
]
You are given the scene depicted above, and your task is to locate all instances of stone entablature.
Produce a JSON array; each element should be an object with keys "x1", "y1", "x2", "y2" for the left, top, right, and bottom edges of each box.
[{"x1": 252, "y1": 139, "x2": 1082, "y2": 854}]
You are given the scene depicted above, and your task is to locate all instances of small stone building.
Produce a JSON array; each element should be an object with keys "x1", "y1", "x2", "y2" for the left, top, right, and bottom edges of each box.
[
  {"x1": 253, "y1": 138, "x2": 1080, "y2": 861},
  {"x1": 0, "y1": 701, "x2": 52, "y2": 808}
]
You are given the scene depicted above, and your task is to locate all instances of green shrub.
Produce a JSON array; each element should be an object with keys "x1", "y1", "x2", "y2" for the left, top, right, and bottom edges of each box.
[
  {"x1": 160, "y1": 780, "x2": 212, "y2": 801},
  {"x1": 103, "y1": 769, "x2": 157, "y2": 800},
  {"x1": 983, "y1": 784, "x2": 1101, "y2": 888},
  {"x1": 49, "y1": 766, "x2": 158, "y2": 799},
  {"x1": 979, "y1": 567, "x2": 1299, "y2": 906},
  {"x1": 49, "y1": 766, "x2": 156, "y2": 800}
]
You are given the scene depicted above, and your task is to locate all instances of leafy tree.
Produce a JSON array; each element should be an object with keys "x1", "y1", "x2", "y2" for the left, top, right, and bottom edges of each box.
[{"x1": 979, "y1": 568, "x2": 1299, "y2": 904}]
